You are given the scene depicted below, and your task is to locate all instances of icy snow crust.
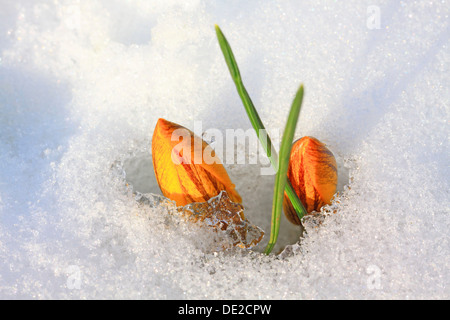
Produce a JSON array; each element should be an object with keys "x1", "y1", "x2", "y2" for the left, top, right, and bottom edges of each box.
[{"x1": 0, "y1": 0, "x2": 448, "y2": 299}]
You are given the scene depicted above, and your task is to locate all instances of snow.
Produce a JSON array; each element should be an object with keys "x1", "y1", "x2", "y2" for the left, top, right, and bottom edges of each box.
[{"x1": 0, "y1": 0, "x2": 449, "y2": 299}]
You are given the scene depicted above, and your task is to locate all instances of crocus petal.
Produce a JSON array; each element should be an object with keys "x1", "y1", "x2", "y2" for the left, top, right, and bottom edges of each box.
[
  {"x1": 152, "y1": 118, "x2": 242, "y2": 207},
  {"x1": 283, "y1": 136, "x2": 337, "y2": 225}
]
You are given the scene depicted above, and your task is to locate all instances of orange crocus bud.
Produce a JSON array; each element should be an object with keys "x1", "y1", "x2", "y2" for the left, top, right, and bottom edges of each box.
[
  {"x1": 283, "y1": 136, "x2": 337, "y2": 225},
  {"x1": 152, "y1": 118, "x2": 242, "y2": 207}
]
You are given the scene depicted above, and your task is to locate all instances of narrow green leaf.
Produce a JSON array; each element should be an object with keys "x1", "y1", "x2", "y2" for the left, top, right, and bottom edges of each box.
[
  {"x1": 265, "y1": 85, "x2": 304, "y2": 254},
  {"x1": 215, "y1": 25, "x2": 241, "y2": 81},
  {"x1": 215, "y1": 25, "x2": 307, "y2": 230},
  {"x1": 215, "y1": 25, "x2": 271, "y2": 159}
]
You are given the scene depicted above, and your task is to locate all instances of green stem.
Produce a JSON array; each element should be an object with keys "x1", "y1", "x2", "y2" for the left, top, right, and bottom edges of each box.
[
  {"x1": 215, "y1": 25, "x2": 307, "y2": 253},
  {"x1": 264, "y1": 85, "x2": 304, "y2": 254}
]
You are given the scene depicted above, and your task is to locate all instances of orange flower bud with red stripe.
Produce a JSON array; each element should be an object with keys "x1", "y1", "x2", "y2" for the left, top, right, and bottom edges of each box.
[
  {"x1": 283, "y1": 136, "x2": 337, "y2": 225},
  {"x1": 152, "y1": 118, "x2": 242, "y2": 207}
]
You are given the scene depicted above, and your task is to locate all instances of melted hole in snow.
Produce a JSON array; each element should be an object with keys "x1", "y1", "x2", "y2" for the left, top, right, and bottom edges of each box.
[
  {"x1": 121, "y1": 151, "x2": 349, "y2": 254},
  {"x1": 335, "y1": 154, "x2": 351, "y2": 195},
  {"x1": 122, "y1": 151, "x2": 161, "y2": 195}
]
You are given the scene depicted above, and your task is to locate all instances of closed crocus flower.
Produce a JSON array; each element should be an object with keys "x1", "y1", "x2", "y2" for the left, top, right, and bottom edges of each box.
[
  {"x1": 283, "y1": 136, "x2": 337, "y2": 225},
  {"x1": 152, "y1": 118, "x2": 242, "y2": 207}
]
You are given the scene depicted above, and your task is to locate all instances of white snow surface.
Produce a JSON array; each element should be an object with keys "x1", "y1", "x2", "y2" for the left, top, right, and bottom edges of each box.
[{"x1": 0, "y1": 0, "x2": 449, "y2": 299}]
